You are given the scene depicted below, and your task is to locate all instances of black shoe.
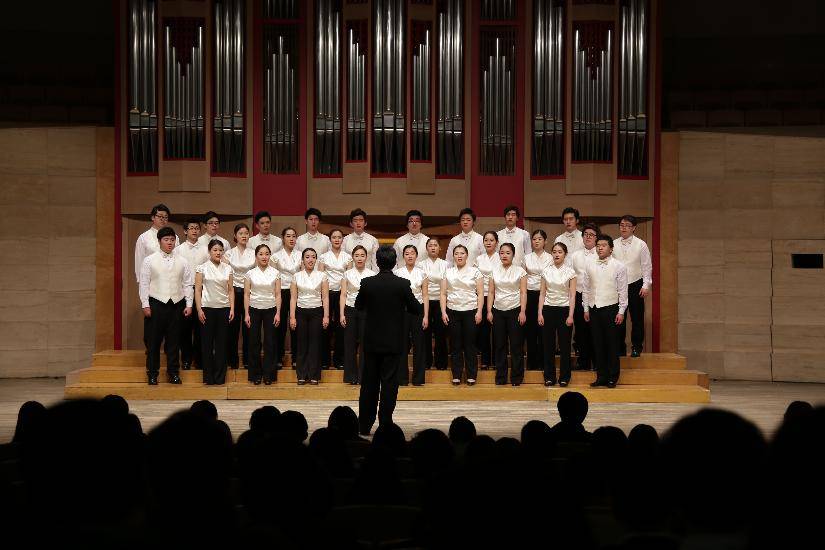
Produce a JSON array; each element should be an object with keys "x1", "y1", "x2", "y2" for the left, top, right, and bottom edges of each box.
[
  {"x1": 335, "y1": 365, "x2": 344, "y2": 370},
  {"x1": 242, "y1": 363, "x2": 249, "y2": 370},
  {"x1": 559, "y1": 380, "x2": 569, "y2": 387},
  {"x1": 253, "y1": 378, "x2": 262, "y2": 385},
  {"x1": 590, "y1": 379, "x2": 608, "y2": 387},
  {"x1": 544, "y1": 380, "x2": 556, "y2": 387},
  {"x1": 168, "y1": 374, "x2": 182, "y2": 384},
  {"x1": 264, "y1": 377, "x2": 273, "y2": 385},
  {"x1": 413, "y1": 382, "x2": 424, "y2": 387},
  {"x1": 181, "y1": 362, "x2": 191, "y2": 370},
  {"x1": 309, "y1": 380, "x2": 319, "y2": 385},
  {"x1": 399, "y1": 382, "x2": 409, "y2": 387},
  {"x1": 349, "y1": 381, "x2": 359, "y2": 386},
  {"x1": 631, "y1": 348, "x2": 641, "y2": 358},
  {"x1": 147, "y1": 375, "x2": 158, "y2": 386},
  {"x1": 511, "y1": 382, "x2": 521, "y2": 387},
  {"x1": 297, "y1": 379, "x2": 307, "y2": 385},
  {"x1": 607, "y1": 380, "x2": 617, "y2": 388}
]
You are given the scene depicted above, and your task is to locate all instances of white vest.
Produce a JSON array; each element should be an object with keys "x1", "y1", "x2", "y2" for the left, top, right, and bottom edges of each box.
[
  {"x1": 612, "y1": 236, "x2": 647, "y2": 284},
  {"x1": 586, "y1": 258, "x2": 620, "y2": 308},
  {"x1": 148, "y1": 253, "x2": 186, "y2": 304}
]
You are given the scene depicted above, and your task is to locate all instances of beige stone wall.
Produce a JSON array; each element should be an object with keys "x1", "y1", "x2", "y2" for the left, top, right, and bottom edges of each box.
[
  {"x1": 0, "y1": 127, "x2": 101, "y2": 377},
  {"x1": 676, "y1": 130, "x2": 825, "y2": 381}
]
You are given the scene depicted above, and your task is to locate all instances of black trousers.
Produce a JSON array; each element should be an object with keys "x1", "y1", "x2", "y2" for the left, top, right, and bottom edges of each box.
[
  {"x1": 343, "y1": 305, "x2": 366, "y2": 383},
  {"x1": 143, "y1": 315, "x2": 151, "y2": 369},
  {"x1": 541, "y1": 305, "x2": 572, "y2": 383},
  {"x1": 492, "y1": 307, "x2": 524, "y2": 384},
  {"x1": 424, "y1": 299, "x2": 448, "y2": 370},
  {"x1": 248, "y1": 307, "x2": 277, "y2": 382},
  {"x1": 476, "y1": 295, "x2": 493, "y2": 366},
  {"x1": 147, "y1": 297, "x2": 184, "y2": 377},
  {"x1": 618, "y1": 278, "x2": 645, "y2": 354},
  {"x1": 573, "y1": 291, "x2": 592, "y2": 370},
  {"x1": 227, "y1": 286, "x2": 249, "y2": 367},
  {"x1": 276, "y1": 288, "x2": 298, "y2": 367},
  {"x1": 525, "y1": 290, "x2": 544, "y2": 370},
  {"x1": 179, "y1": 286, "x2": 201, "y2": 367},
  {"x1": 200, "y1": 307, "x2": 229, "y2": 384},
  {"x1": 295, "y1": 306, "x2": 323, "y2": 381},
  {"x1": 324, "y1": 290, "x2": 345, "y2": 368},
  {"x1": 590, "y1": 303, "x2": 621, "y2": 382},
  {"x1": 359, "y1": 351, "x2": 401, "y2": 433},
  {"x1": 398, "y1": 310, "x2": 426, "y2": 385},
  {"x1": 448, "y1": 308, "x2": 477, "y2": 380}
]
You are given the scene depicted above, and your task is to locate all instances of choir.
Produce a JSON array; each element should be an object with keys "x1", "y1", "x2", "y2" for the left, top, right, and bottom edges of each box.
[{"x1": 134, "y1": 204, "x2": 652, "y2": 388}]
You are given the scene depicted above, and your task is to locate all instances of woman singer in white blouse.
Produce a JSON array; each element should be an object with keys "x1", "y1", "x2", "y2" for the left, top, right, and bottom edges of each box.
[
  {"x1": 524, "y1": 229, "x2": 553, "y2": 372},
  {"x1": 194, "y1": 239, "x2": 234, "y2": 385},
  {"x1": 486, "y1": 242, "x2": 527, "y2": 386},
  {"x1": 272, "y1": 227, "x2": 302, "y2": 369},
  {"x1": 393, "y1": 244, "x2": 429, "y2": 386},
  {"x1": 318, "y1": 229, "x2": 351, "y2": 371},
  {"x1": 474, "y1": 231, "x2": 501, "y2": 370},
  {"x1": 538, "y1": 242, "x2": 577, "y2": 387},
  {"x1": 419, "y1": 238, "x2": 448, "y2": 370},
  {"x1": 441, "y1": 245, "x2": 484, "y2": 386},
  {"x1": 340, "y1": 245, "x2": 375, "y2": 384},
  {"x1": 244, "y1": 244, "x2": 281, "y2": 385},
  {"x1": 290, "y1": 248, "x2": 329, "y2": 385},
  {"x1": 224, "y1": 223, "x2": 255, "y2": 370}
]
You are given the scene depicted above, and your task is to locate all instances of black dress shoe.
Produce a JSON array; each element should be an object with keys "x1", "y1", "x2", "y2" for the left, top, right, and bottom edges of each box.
[
  {"x1": 147, "y1": 376, "x2": 158, "y2": 386},
  {"x1": 413, "y1": 383, "x2": 424, "y2": 387},
  {"x1": 309, "y1": 380, "x2": 319, "y2": 385},
  {"x1": 590, "y1": 379, "x2": 608, "y2": 387},
  {"x1": 181, "y1": 362, "x2": 191, "y2": 370},
  {"x1": 168, "y1": 374, "x2": 182, "y2": 384},
  {"x1": 253, "y1": 378, "x2": 262, "y2": 385},
  {"x1": 297, "y1": 379, "x2": 307, "y2": 385},
  {"x1": 511, "y1": 382, "x2": 521, "y2": 387},
  {"x1": 242, "y1": 363, "x2": 249, "y2": 370},
  {"x1": 631, "y1": 348, "x2": 641, "y2": 358},
  {"x1": 349, "y1": 381, "x2": 359, "y2": 386},
  {"x1": 559, "y1": 380, "x2": 569, "y2": 387},
  {"x1": 544, "y1": 380, "x2": 557, "y2": 387},
  {"x1": 264, "y1": 377, "x2": 274, "y2": 385},
  {"x1": 606, "y1": 380, "x2": 617, "y2": 388}
]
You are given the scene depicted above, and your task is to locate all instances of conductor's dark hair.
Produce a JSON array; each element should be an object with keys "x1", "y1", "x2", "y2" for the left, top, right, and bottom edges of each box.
[
  {"x1": 151, "y1": 204, "x2": 170, "y2": 217},
  {"x1": 349, "y1": 208, "x2": 367, "y2": 222},
  {"x1": 531, "y1": 229, "x2": 547, "y2": 240},
  {"x1": 562, "y1": 207, "x2": 580, "y2": 220},
  {"x1": 499, "y1": 242, "x2": 516, "y2": 255},
  {"x1": 620, "y1": 214, "x2": 638, "y2": 226},
  {"x1": 503, "y1": 204, "x2": 520, "y2": 218},
  {"x1": 305, "y1": 207, "x2": 322, "y2": 220},
  {"x1": 596, "y1": 234, "x2": 614, "y2": 249},
  {"x1": 557, "y1": 391, "x2": 589, "y2": 424},
  {"x1": 376, "y1": 245, "x2": 397, "y2": 271},
  {"x1": 254, "y1": 210, "x2": 271, "y2": 224},
  {"x1": 208, "y1": 239, "x2": 225, "y2": 251},
  {"x1": 185, "y1": 217, "x2": 201, "y2": 231},
  {"x1": 406, "y1": 209, "x2": 423, "y2": 223},
  {"x1": 402, "y1": 244, "x2": 419, "y2": 256},
  {"x1": 157, "y1": 226, "x2": 176, "y2": 241},
  {"x1": 458, "y1": 207, "x2": 476, "y2": 222},
  {"x1": 203, "y1": 211, "x2": 220, "y2": 223},
  {"x1": 582, "y1": 222, "x2": 600, "y2": 235},
  {"x1": 552, "y1": 241, "x2": 568, "y2": 254}
]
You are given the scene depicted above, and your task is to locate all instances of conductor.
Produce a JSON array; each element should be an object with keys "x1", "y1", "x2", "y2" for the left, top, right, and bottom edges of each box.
[{"x1": 355, "y1": 245, "x2": 423, "y2": 435}]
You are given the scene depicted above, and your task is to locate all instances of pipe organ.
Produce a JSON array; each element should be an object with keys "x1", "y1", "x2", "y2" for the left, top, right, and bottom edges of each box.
[
  {"x1": 163, "y1": 18, "x2": 205, "y2": 161},
  {"x1": 214, "y1": 0, "x2": 245, "y2": 174},
  {"x1": 127, "y1": 0, "x2": 157, "y2": 173},
  {"x1": 618, "y1": 0, "x2": 648, "y2": 176},
  {"x1": 436, "y1": 0, "x2": 463, "y2": 176},
  {"x1": 314, "y1": 0, "x2": 342, "y2": 175},
  {"x1": 371, "y1": 0, "x2": 406, "y2": 175}
]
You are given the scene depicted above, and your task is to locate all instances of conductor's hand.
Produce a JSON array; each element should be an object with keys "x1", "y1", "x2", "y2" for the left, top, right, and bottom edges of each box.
[
  {"x1": 183, "y1": 307, "x2": 192, "y2": 318},
  {"x1": 615, "y1": 313, "x2": 624, "y2": 325},
  {"x1": 322, "y1": 316, "x2": 329, "y2": 329},
  {"x1": 442, "y1": 312, "x2": 449, "y2": 326},
  {"x1": 198, "y1": 309, "x2": 206, "y2": 324},
  {"x1": 143, "y1": 307, "x2": 151, "y2": 318},
  {"x1": 290, "y1": 316, "x2": 297, "y2": 330},
  {"x1": 245, "y1": 314, "x2": 251, "y2": 328}
]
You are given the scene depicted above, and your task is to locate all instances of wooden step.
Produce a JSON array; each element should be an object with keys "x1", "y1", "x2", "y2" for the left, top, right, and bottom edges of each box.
[
  {"x1": 91, "y1": 350, "x2": 686, "y2": 370},
  {"x1": 64, "y1": 381, "x2": 709, "y2": 404},
  {"x1": 69, "y1": 366, "x2": 707, "y2": 388}
]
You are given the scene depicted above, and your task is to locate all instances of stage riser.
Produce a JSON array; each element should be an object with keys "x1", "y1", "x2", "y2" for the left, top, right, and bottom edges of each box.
[{"x1": 67, "y1": 367, "x2": 708, "y2": 388}]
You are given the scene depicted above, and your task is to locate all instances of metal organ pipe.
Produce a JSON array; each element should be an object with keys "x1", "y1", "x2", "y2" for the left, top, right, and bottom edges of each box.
[
  {"x1": 436, "y1": 0, "x2": 463, "y2": 176},
  {"x1": 372, "y1": 0, "x2": 405, "y2": 174},
  {"x1": 532, "y1": 0, "x2": 564, "y2": 176},
  {"x1": 314, "y1": 0, "x2": 341, "y2": 175},
  {"x1": 128, "y1": 0, "x2": 158, "y2": 173},
  {"x1": 618, "y1": 0, "x2": 647, "y2": 176},
  {"x1": 572, "y1": 23, "x2": 612, "y2": 163}
]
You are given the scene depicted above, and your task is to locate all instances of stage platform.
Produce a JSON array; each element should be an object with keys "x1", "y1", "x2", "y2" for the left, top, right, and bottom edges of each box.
[{"x1": 64, "y1": 351, "x2": 710, "y2": 403}]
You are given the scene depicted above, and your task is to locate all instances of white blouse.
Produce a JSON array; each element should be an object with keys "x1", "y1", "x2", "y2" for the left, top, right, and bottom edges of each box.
[
  {"x1": 474, "y1": 251, "x2": 501, "y2": 297},
  {"x1": 524, "y1": 251, "x2": 553, "y2": 291},
  {"x1": 246, "y1": 265, "x2": 280, "y2": 310},
  {"x1": 196, "y1": 260, "x2": 232, "y2": 309},
  {"x1": 319, "y1": 249, "x2": 352, "y2": 292},
  {"x1": 294, "y1": 269, "x2": 327, "y2": 309},
  {"x1": 343, "y1": 267, "x2": 376, "y2": 308},
  {"x1": 491, "y1": 264, "x2": 526, "y2": 312},
  {"x1": 541, "y1": 263, "x2": 576, "y2": 307},
  {"x1": 419, "y1": 257, "x2": 447, "y2": 301},
  {"x1": 444, "y1": 265, "x2": 482, "y2": 312},
  {"x1": 393, "y1": 265, "x2": 427, "y2": 304},
  {"x1": 272, "y1": 248, "x2": 302, "y2": 288},
  {"x1": 225, "y1": 246, "x2": 256, "y2": 288}
]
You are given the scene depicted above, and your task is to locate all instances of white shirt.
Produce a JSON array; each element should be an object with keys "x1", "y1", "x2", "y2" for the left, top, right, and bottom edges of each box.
[
  {"x1": 225, "y1": 246, "x2": 256, "y2": 288},
  {"x1": 294, "y1": 269, "x2": 327, "y2": 309},
  {"x1": 271, "y1": 248, "x2": 302, "y2": 288},
  {"x1": 134, "y1": 226, "x2": 179, "y2": 282},
  {"x1": 497, "y1": 226, "x2": 531, "y2": 266},
  {"x1": 196, "y1": 260, "x2": 232, "y2": 309},
  {"x1": 393, "y1": 232, "x2": 429, "y2": 267},
  {"x1": 555, "y1": 229, "x2": 584, "y2": 258},
  {"x1": 393, "y1": 265, "x2": 427, "y2": 304},
  {"x1": 343, "y1": 267, "x2": 376, "y2": 307},
  {"x1": 524, "y1": 251, "x2": 553, "y2": 291},
  {"x1": 570, "y1": 247, "x2": 598, "y2": 291},
  {"x1": 419, "y1": 256, "x2": 448, "y2": 301},
  {"x1": 342, "y1": 231, "x2": 380, "y2": 271},
  {"x1": 491, "y1": 264, "x2": 526, "y2": 312},
  {"x1": 319, "y1": 249, "x2": 352, "y2": 292},
  {"x1": 174, "y1": 240, "x2": 209, "y2": 275},
  {"x1": 474, "y1": 251, "x2": 501, "y2": 297},
  {"x1": 248, "y1": 232, "x2": 283, "y2": 254},
  {"x1": 541, "y1": 263, "x2": 576, "y2": 307},
  {"x1": 139, "y1": 251, "x2": 193, "y2": 308},
  {"x1": 581, "y1": 256, "x2": 629, "y2": 314},
  {"x1": 197, "y1": 233, "x2": 231, "y2": 253},
  {"x1": 613, "y1": 235, "x2": 653, "y2": 288},
  {"x1": 296, "y1": 231, "x2": 331, "y2": 256},
  {"x1": 444, "y1": 265, "x2": 482, "y2": 312},
  {"x1": 446, "y1": 230, "x2": 484, "y2": 268},
  {"x1": 246, "y1": 265, "x2": 280, "y2": 310}
]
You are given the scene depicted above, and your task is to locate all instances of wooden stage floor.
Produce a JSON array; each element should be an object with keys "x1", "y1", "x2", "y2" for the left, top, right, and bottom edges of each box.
[{"x1": 1, "y1": 378, "x2": 823, "y2": 443}]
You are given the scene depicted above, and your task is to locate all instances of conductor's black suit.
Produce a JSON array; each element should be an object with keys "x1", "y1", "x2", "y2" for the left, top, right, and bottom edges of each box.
[{"x1": 355, "y1": 269, "x2": 422, "y2": 434}]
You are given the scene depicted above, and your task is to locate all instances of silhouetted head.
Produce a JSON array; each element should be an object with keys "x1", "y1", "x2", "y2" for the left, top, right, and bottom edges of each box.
[
  {"x1": 372, "y1": 422, "x2": 407, "y2": 457},
  {"x1": 12, "y1": 400, "x2": 46, "y2": 444},
  {"x1": 328, "y1": 405, "x2": 360, "y2": 440},
  {"x1": 100, "y1": 394, "x2": 129, "y2": 417},
  {"x1": 784, "y1": 400, "x2": 814, "y2": 423},
  {"x1": 520, "y1": 419, "x2": 554, "y2": 459},
  {"x1": 309, "y1": 427, "x2": 354, "y2": 478},
  {"x1": 409, "y1": 429, "x2": 455, "y2": 477},
  {"x1": 249, "y1": 405, "x2": 281, "y2": 432},
  {"x1": 190, "y1": 399, "x2": 218, "y2": 421},
  {"x1": 628, "y1": 423, "x2": 659, "y2": 458},
  {"x1": 448, "y1": 416, "x2": 477, "y2": 445},
  {"x1": 280, "y1": 410, "x2": 309, "y2": 444},
  {"x1": 557, "y1": 392, "x2": 588, "y2": 424}
]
